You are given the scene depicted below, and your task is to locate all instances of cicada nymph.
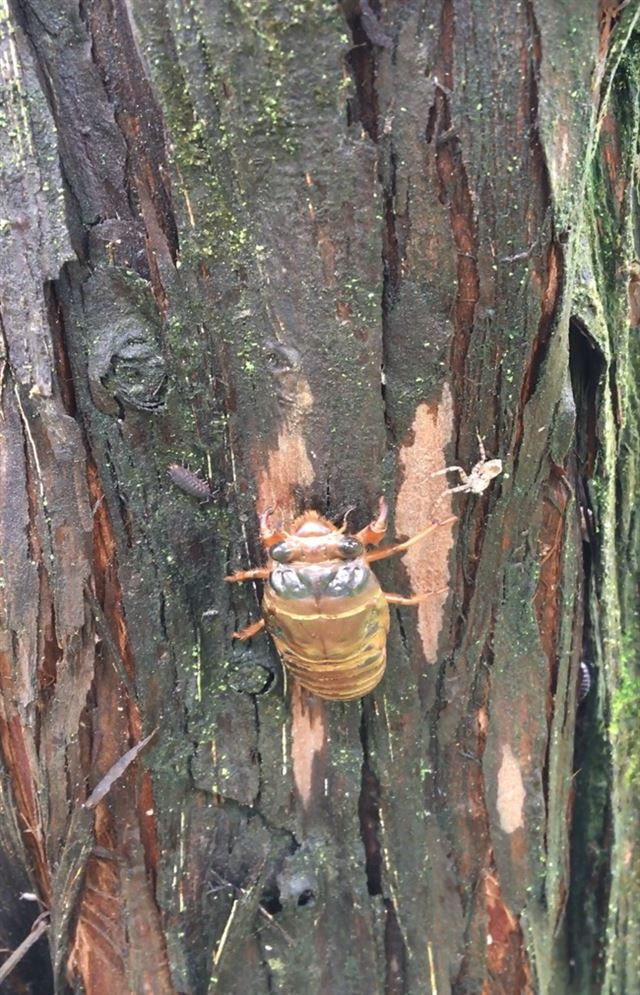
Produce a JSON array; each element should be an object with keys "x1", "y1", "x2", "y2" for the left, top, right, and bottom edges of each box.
[{"x1": 225, "y1": 499, "x2": 456, "y2": 701}]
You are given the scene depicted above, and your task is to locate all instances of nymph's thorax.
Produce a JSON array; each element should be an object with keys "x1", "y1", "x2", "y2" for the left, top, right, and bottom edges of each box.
[{"x1": 267, "y1": 555, "x2": 376, "y2": 610}]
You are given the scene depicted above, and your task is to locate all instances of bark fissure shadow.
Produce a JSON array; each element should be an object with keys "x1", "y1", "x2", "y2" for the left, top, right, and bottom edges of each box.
[
  {"x1": 358, "y1": 701, "x2": 409, "y2": 993},
  {"x1": 565, "y1": 316, "x2": 612, "y2": 992}
]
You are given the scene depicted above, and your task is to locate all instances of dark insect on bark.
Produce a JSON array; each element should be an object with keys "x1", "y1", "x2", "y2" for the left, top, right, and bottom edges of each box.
[
  {"x1": 167, "y1": 463, "x2": 214, "y2": 500},
  {"x1": 225, "y1": 499, "x2": 457, "y2": 701},
  {"x1": 578, "y1": 661, "x2": 592, "y2": 702}
]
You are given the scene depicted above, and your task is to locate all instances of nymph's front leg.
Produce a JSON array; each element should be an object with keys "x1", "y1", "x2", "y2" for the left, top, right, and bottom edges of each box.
[
  {"x1": 366, "y1": 515, "x2": 457, "y2": 562},
  {"x1": 225, "y1": 567, "x2": 270, "y2": 582},
  {"x1": 233, "y1": 618, "x2": 266, "y2": 640},
  {"x1": 355, "y1": 496, "x2": 389, "y2": 546},
  {"x1": 384, "y1": 589, "x2": 447, "y2": 605}
]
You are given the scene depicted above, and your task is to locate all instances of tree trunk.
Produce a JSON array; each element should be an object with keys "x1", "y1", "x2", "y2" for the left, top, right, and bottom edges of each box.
[{"x1": 0, "y1": 1, "x2": 638, "y2": 993}]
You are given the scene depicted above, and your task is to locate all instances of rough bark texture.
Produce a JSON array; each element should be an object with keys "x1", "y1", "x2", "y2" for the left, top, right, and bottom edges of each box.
[{"x1": 0, "y1": 1, "x2": 639, "y2": 993}]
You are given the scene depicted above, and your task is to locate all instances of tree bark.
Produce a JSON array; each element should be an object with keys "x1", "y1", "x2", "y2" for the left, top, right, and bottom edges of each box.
[{"x1": 0, "y1": 1, "x2": 638, "y2": 993}]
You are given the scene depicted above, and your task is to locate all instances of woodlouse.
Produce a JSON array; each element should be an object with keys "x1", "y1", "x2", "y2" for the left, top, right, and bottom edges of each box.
[{"x1": 168, "y1": 464, "x2": 214, "y2": 500}]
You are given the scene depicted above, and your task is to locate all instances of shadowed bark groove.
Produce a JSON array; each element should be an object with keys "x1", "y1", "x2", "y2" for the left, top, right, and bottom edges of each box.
[
  {"x1": 432, "y1": 0, "x2": 480, "y2": 392},
  {"x1": 0, "y1": 2, "x2": 639, "y2": 994}
]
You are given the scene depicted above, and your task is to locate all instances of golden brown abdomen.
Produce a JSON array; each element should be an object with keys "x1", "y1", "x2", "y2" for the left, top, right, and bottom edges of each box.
[{"x1": 262, "y1": 570, "x2": 390, "y2": 701}]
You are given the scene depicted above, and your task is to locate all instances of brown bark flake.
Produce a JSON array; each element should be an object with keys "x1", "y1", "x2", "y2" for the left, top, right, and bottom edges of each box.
[
  {"x1": 0, "y1": 702, "x2": 50, "y2": 905},
  {"x1": 514, "y1": 241, "x2": 563, "y2": 452},
  {"x1": 533, "y1": 467, "x2": 570, "y2": 704},
  {"x1": 483, "y1": 869, "x2": 534, "y2": 995},
  {"x1": 432, "y1": 0, "x2": 480, "y2": 382}
]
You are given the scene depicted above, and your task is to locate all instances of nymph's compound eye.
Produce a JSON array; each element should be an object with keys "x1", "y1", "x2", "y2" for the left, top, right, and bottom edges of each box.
[
  {"x1": 270, "y1": 541, "x2": 298, "y2": 563},
  {"x1": 269, "y1": 566, "x2": 307, "y2": 597},
  {"x1": 328, "y1": 563, "x2": 368, "y2": 596},
  {"x1": 337, "y1": 536, "x2": 364, "y2": 559}
]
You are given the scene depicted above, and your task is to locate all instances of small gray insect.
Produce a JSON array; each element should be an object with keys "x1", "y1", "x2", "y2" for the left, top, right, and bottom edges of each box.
[
  {"x1": 578, "y1": 661, "x2": 592, "y2": 702},
  {"x1": 168, "y1": 464, "x2": 215, "y2": 500}
]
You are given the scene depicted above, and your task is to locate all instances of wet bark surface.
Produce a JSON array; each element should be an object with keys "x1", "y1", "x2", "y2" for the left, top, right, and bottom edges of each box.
[{"x1": 0, "y1": 1, "x2": 639, "y2": 993}]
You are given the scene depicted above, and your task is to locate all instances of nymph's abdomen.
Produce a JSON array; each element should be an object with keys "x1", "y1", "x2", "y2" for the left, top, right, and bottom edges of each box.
[{"x1": 262, "y1": 559, "x2": 390, "y2": 701}]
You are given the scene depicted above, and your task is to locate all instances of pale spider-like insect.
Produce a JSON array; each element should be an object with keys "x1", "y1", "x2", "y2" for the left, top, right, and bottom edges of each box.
[{"x1": 432, "y1": 433, "x2": 502, "y2": 495}]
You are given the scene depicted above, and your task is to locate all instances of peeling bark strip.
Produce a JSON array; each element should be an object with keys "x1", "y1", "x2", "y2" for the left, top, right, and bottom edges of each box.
[
  {"x1": 0, "y1": 0, "x2": 638, "y2": 992},
  {"x1": 431, "y1": 0, "x2": 480, "y2": 389},
  {"x1": 84, "y1": 730, "x2": 157, "y2": 809},
  {"x1": 290, "y1": 684, "x2": 327, "y2": 813}
]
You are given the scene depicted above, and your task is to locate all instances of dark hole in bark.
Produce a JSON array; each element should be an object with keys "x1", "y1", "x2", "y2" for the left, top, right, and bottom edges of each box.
[
  {"x1": 568, "y1": 317, "x2": 606, "y2": 478},
  {"x1": 296, "y1": 888, "x2": 315, "y2": 908},
  {"x1": 342, "y1": 5, "x2": 379, "y2": 141},
  {"x1": 359, "y1": 709, "x2": 383, "y2": 895},
  {"x1": 260, "y1": 886, "x2": 283, "y2": 915}
]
